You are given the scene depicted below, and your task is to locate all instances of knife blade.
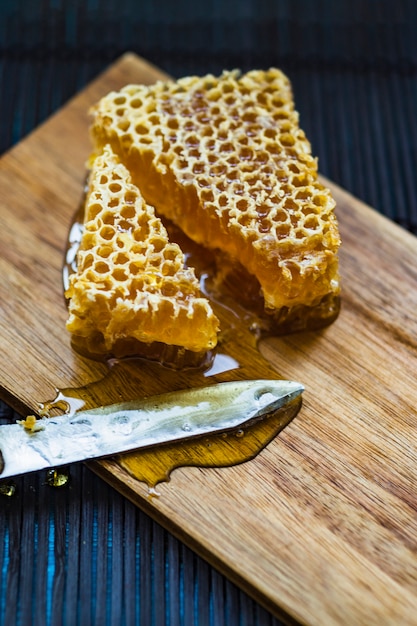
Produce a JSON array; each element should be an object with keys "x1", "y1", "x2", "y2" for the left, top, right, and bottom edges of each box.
[{"x1": 0, "y1": 379, "x2": 303, "y2": 479}]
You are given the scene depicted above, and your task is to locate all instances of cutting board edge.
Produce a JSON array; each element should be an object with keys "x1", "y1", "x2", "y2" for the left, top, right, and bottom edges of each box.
[{"x1": 89, "y1": 458, "x2": 304, "y2": 626}]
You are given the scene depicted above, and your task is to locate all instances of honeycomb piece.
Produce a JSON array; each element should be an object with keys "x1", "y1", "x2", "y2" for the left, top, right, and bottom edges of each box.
[
  {"x1": 90, "y1": 69, "x2": 341, "y2": 324},
  {"x1": 65, "y1": 145, "x2": 219, "y2": 359}
]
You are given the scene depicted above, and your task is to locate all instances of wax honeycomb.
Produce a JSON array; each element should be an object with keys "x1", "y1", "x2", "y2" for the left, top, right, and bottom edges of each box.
[
  {"x1": 65, "y1": 145, "x2": 219, "y2": 360},
  {"x1": 90, "y1": 68, "x2": 341, "y2": 326}
]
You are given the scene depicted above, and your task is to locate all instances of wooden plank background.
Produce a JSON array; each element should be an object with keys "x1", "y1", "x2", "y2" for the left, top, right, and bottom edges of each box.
[{"x1": 0, "y1": 53, "x2": 417, "y2": 625}]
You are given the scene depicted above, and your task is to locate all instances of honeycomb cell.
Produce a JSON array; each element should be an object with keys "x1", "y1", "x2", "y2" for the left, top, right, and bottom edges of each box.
[
  {"x1": 114, "y1": 252, "x2": 129, "y2": 265},
  {"x1": 113, "y1": 268, "x2": 128, "y2": 281},
  {"x1": 80, "y1": 253, "x2": 94, "y2": 270},
  {"x1": 98, "y1": 246, "x2": 112, "y2": 258},
  {"x1": 276, "y1": 223, "x2": 291, "y2": 239},
  {"x1": 100, "y1": 226, "x2": 115, "y2": 240},
  {"x1": 304, "y1": 215, "x2": 320, "y2": 230},
  {"x1": 95, "y1": 261, "x2": 109, "y2": 274},
  {"x1": 89, "y1": 203, "x2": 102, "y2": 219},
  {"x1": 117, "y1": 120, "x2": 130, "y2": 132},
  {"x1": 135, "y1": 123, "x2": 149, "y2": 135},
  {"x1": 102, "y1": 211, "x2": 116, "y2": 225}
]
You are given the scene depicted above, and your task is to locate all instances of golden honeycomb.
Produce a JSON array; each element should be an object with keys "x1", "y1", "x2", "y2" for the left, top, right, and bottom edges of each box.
[
  {"x1": 90, "y1": 68, "x2": 341, "y2": 325},
  {"x1": 65, "y1": 145, "x2": 219, "y2": 360}
]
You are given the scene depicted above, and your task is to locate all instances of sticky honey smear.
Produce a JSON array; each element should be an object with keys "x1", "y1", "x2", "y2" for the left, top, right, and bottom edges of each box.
[
  {"x1": 90, "y1": 68, "x2": 341, "y2": 333},
  {"x1": 65, "y1": 145, "x2": 219, "y2": 365},
  {"x1": 115, "y1": 392, "x2": 302, "y2": 494}
]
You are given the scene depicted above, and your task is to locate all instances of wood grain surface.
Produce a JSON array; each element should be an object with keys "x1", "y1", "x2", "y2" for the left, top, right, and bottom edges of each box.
[{"x1": 1, "y1": 53, "x2": 417, "y2": 625}]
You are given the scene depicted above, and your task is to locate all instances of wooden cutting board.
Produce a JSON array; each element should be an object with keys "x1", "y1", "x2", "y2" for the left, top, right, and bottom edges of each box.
[{"x1": 1, "y1": 53, "x2": 417, "y2": 625}]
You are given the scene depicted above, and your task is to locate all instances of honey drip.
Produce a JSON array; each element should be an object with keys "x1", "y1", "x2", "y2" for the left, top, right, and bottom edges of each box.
[{"x1": 54, "y1": 205, "x2": 314, "y2": 493}]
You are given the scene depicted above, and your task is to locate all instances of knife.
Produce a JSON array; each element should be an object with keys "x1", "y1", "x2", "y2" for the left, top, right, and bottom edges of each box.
[{"x1": 0, "y1": 379, "x2": 303, "y2": 479}]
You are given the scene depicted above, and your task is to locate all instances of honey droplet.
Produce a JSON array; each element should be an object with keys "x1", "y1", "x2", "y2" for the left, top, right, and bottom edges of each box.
[
  {"x1": 0, "y1": 481, "x2": 16, "y2": 497},
  {"x1": 46, "y1": 468, "x2": 70, "y2": 488}
]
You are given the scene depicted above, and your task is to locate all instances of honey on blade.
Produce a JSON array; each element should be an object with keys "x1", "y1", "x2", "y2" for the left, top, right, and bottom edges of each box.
[
  {"x1": 115, "y1": 394, "x2": 301, "y2": 492},
  {"x1": 55, "y1": 207, "x2": 307, "y2": 493}
]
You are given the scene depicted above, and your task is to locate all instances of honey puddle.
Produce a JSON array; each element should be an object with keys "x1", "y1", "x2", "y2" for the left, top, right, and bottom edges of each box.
[
  {"x1": 115, "y1": 394, "x2": 301, "y2": 494},
  {"x1": 40, "y1": 374, "x2": 302, "y2": 495},
  {"x1": 46, "y1": 208, "x2": 321, "y2": 494}
]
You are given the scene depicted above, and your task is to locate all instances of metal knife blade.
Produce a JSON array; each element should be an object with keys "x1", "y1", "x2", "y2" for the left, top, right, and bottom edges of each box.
[{"x1": 0, "y1": 379, "x2": 303, "y2": 479}]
